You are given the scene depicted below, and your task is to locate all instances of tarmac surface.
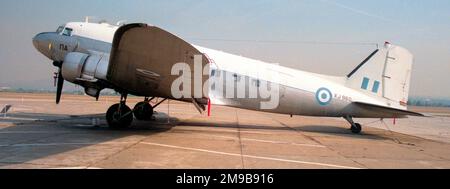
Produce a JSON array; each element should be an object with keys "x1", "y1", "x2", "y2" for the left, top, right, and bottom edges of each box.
[{"x1": 0, "y1": 92, "x2": 450, "y2": 169}]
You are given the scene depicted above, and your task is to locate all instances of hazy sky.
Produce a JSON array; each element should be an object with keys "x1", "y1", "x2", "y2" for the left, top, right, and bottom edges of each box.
[{"x1": 0, "y1": 0, "x2": 449, "y2": 97}]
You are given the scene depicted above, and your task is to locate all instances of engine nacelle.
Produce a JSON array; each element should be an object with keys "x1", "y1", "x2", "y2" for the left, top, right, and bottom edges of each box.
[{"x1": 61, "y1": 52, "x2": 109, "y2": 83}]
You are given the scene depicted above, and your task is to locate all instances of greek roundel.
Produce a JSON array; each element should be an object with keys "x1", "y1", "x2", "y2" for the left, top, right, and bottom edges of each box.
[{"x1": 316, "y1": 88, "x2": 333, "y2": 106}]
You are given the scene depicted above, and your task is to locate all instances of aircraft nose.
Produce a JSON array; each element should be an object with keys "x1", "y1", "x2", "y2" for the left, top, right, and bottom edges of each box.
[
  {"x1": 32, "y1": 33, "x2": 44, "y2": 50},
  {"x1": 32, "y1": 32, "x2": 54, "y2": 59}
]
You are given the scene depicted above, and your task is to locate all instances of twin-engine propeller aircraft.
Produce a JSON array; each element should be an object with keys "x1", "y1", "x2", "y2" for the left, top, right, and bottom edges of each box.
[{"x1": 32, "y1": 20, "x2": 423, "y2": 134}]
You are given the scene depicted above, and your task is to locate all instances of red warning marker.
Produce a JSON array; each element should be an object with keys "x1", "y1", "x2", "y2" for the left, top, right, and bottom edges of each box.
[
  {"x1": 207, "y1": 98, "x2": 211, "y2": 117},
  {"x1": 384, "y1": 41, "x2": 392, "y2": 48}
]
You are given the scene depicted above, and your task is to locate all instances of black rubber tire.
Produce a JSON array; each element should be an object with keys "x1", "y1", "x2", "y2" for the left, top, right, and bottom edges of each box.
[
  {"x1": 106, "y1": 103, "x2": 133, "y2": 129},
  {"x1": 351, "y1": 123, "x2": 362, "y2": 134},
  {"x1": 133, "y1": 102, "x2": 154, "y2": 120}
]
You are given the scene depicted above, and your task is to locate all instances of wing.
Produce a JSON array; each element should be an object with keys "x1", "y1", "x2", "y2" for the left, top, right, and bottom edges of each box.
[{"x1": 107, "y1": 23, "x2": 210, "y2": 100}]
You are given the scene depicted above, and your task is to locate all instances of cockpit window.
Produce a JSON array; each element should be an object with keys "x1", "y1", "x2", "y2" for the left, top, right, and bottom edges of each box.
[
  {"x1": 56, "y1": 26, "x2": 64, "y2": 33},
  {"x1": 62, "y1": 28, "x2": 73, "y2": 36}
]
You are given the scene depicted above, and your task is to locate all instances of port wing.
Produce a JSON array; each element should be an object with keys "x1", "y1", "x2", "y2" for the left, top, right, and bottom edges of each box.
[{"x1": 107, "y1": 23, "x2": 210, "y2": 99}]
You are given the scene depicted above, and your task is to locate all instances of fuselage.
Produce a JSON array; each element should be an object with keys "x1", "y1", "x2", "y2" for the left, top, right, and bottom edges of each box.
[{"x1": 32, "y1": 22, "x2": 401, "y2": 118}]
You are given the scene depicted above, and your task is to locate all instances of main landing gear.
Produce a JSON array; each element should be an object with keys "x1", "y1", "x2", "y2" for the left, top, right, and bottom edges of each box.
[
  {"x1": 133, "y1": 97, "x2": 154, "y2": 121},
  {"x1": 106, "y1": 94, "x2": 133, "y2": 129},
  {"x1": 106, "y1": 94, "x2": 167, "y2": 129},
  {"x1": 344, "y1": 116, "x2": 362, "y2": 134}
]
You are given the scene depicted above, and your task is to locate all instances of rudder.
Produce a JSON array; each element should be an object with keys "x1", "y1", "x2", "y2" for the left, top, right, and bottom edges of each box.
[{"x1": 346, "y1": 42, "x2": 413, "y2": 110}]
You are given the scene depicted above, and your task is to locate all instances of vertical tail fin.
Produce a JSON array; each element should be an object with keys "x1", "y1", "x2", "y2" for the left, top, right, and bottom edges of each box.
[{"x1": 346, "y1": 42, "x2": 413, "y2": 110}]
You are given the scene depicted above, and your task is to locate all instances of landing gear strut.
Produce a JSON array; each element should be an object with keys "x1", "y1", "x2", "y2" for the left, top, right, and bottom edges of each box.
[
  {"x1": 344, "y1": 116, "x2": 362, "y2": 134},
  {"x1": 106, "y1": 93, "x2": 133, "y2": 129},
  {"x1": 106, "y1": 95, "x2": 168, "y2": 129},
  {"x1": 133, "y1": 97, "x2": 155, "y2": 121}
]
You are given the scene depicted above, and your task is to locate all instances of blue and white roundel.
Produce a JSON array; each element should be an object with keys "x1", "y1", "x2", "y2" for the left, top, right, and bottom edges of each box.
[{"x1": 315, "y1": 88, "x2": 333, "y2": 106}]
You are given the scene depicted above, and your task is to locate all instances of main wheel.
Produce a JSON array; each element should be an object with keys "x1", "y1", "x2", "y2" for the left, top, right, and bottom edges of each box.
[
  {"x1": 133, "y1": 102, "x2": 154, "y2": 120},
  {"x1": 106, "y1": 103, "x2": 133, "y2": 129},
  {"x1": 351, "y1": 123, "x2": 362, "y2": 134}
]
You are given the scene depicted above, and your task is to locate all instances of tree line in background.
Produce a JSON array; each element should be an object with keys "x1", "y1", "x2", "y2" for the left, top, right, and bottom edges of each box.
[
  {"x1": 0, "y1": 88, "x2": 118, "y2": 96},
  {"x1": 407, "y1": 97, "x2": 450, "y2": 107}
]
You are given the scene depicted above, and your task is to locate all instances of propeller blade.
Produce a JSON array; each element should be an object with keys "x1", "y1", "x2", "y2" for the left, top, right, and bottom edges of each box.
[
  {"x1": 56, "y1": 69, "x2": 64, "y2": 104},
  {"x1": 53, "y1": 72, "x2": 58, "y2": 87}
]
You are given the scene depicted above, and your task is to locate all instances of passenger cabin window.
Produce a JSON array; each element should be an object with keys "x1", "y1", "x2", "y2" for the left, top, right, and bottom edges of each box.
[
  {"x1": 62, "y1": 28, "x2": 73, "y2": 36},
  {"x1": 233, "y1": 73, "x2": 241, "y2": 82},
  {"x1": 215, "y1": 70, "x2": 221, "y2": 77},
  {"x1": 253, "y1": 79, "x2": 260, "y2": 87}
]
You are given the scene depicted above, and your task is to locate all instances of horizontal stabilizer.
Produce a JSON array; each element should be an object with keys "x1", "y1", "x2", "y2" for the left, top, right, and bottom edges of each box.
[{"x1": 353, "y1": 101, "x2": 425, "y2": 117}]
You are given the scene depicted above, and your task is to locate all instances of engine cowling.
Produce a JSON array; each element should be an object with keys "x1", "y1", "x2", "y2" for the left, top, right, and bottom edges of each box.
[{"x1": 61, "y1": 52, "x2": 109, "y2": 83}]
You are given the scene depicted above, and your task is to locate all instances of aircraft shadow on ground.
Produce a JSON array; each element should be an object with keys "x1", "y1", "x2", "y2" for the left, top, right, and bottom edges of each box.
[
  {"x1": 0, "y1": 112, "x2": 389, "y2": 167},
  {"x1": 0, "y1": 112, "x2": 177, "y2": 167},
  {"x1": 175, "y1": 120, "x2": 388, "y2": 140}
]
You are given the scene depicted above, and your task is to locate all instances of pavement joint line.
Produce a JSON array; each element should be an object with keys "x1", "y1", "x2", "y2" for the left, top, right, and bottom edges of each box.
[
  {"x1": 0, "y1": 132, "x2": 327, "y2": 149},
  {"x1": 271, "y1": 118, "x2": 325, "y2": 147},
  {"x1": 235, "y1": 110, "x2": 246, "y2": 169},
  {"x1": 188, "y1": 133, "x2": 326, "y2": 148},
  {"x1": 272, "y1": 117, "x2": 369, "y2": 169},
  {"x1": 174, "y1": 127, "x2": 275, "y2": 135},
  {"x1": 380, "y1": 137, "x2": 450, "y2": 161},
  {"x1": 140, "y1": 142, "x2": 362, "y2": 169},
  {"x1": 84, "y1": 133, "x2": 164, "y2": 168},
  {"x1": 370, "y1": 121, "x2": 450, "y2": 161}
]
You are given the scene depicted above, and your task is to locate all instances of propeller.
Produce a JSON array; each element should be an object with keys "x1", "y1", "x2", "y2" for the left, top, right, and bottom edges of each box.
[
  {"x1": 53, "y1": 61, "x2": 64, "y2": 104},
  {"x1": 56, "y1": 68, "x2": 64, "y2": 104}
]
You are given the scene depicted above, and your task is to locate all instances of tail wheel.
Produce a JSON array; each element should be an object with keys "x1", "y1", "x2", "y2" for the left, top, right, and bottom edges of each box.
[
  {"x1": 351, "y1": 123, "x2": 362, "y2": 134},
  {"x1": 133, "y1": 102, "x2": 154, "y2": 120},
  {"x1": 106, "y1": 103, "x2": 133, "y2": 129}
]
